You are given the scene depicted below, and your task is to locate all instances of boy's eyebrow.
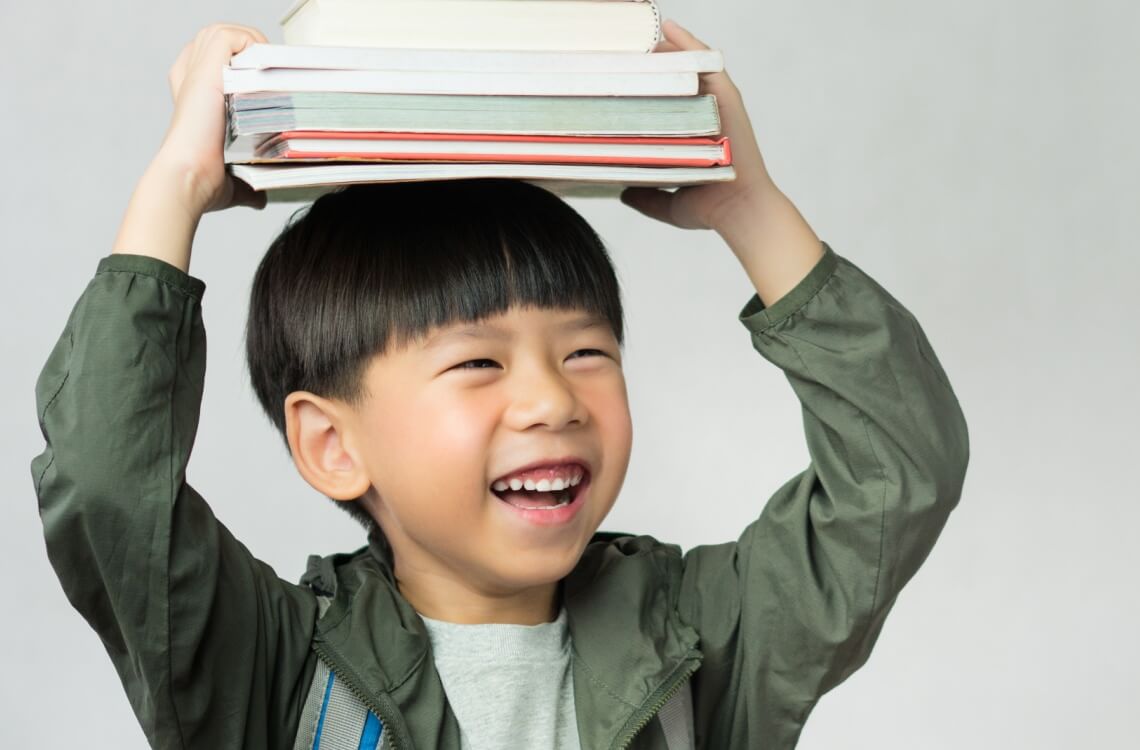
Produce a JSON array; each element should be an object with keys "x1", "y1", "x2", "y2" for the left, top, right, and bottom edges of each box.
[{"x1": 420, "y1": 314, "x2": 611, "y2": 350}]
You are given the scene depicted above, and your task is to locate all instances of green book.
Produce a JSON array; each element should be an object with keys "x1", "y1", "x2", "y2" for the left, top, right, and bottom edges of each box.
[{"x1": 225, "y1": 92, "x2": 721, "y2": 161}]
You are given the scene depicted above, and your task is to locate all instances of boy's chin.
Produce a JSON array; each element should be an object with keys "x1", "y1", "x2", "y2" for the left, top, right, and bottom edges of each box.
[{"x1": 486, "y1": 542, "x2": 588, "y2": 591}]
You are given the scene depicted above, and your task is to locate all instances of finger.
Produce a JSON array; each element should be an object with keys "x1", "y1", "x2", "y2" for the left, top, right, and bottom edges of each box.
[
  {"x1": 214, "y1": 23, "x2": 270, "y2": 45},
  {"x1": 657, "y1": 20, "x2": 740, "y2": 103},
  {"x1": 661, "y1": 19, "x2": 710, "y2": 51},
  {"x1": 620, "y1": 187, "x2": 678, "y2": 226},
  {"x1": 205, "y1": 26, "x2": 267, "y2": 56},
  {"x1": 698, "y1": 65, "x2": 743, "y2": 106},
  {"x1": 201, "y1": 22, "x2": 269, "y2": 43},
  {"x1": 181, "y1": 27, "x2": 268, "y2": 94},
  {"x1": 232, "y1": 177, "x2": 268, "y2": 210},
  {"x1": 170, "y1": 25, "x2": 264, "y2": 99},
  {"x1": 188, "y1": 25, "x2": 267, "y2": 69},
  {"x1": 168, "y1": 41, "x2": 194, "y2": 100},
  {"x1": 653, "y1": 39, "x2": 682, "y2": 53}
]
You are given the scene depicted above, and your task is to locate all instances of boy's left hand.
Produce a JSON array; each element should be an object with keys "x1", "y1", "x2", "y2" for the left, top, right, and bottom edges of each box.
[
  {"x1": 620, "y1": 20, "x2": 777, "y2": 233},
  {"x1": 622, "y1": 20, "x2": 823, "y2": 306}
]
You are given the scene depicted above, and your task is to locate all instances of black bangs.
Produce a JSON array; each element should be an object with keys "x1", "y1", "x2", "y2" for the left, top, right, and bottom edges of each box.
[
  {"x1": 246, "y1": 178, "x2": 624, "y2": 439},
  {"x1": 374, "y1": 180, "x2": 624, "y2": 352}
]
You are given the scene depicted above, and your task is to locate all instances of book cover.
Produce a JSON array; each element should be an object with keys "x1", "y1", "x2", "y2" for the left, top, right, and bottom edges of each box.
[
  {"x1": 231, "y1": 161, "x2": 736, "y2": 191},
  {"x1": 279, "y1": 0, "x2": 661, "y2": 53},
  {"x1": 222, "y1": 68, "x2": 697, "y2": 97},
  {"x1": 229, "y1": 44, "x2": 723, "y2": 75}
]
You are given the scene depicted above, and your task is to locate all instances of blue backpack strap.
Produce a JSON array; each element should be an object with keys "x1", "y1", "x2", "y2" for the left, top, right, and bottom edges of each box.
[
  {"x1": 293, "y1": 658, "x2": 386, "y2": 750},
  {"x1": 358, "y1": 713, "x2": 384, "y2": 749}
]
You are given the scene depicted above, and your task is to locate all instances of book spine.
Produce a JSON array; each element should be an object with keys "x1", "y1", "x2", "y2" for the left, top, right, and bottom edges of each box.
[
  {"x1": 267, "y1": 151, "x2": 726, "y2": 167},
  {"x1": 644, "y1": 0, "x2": 661, "y2": 53}
]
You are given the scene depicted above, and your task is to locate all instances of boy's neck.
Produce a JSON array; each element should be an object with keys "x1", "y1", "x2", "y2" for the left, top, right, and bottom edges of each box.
[{"x1": 397, "y1": 571, "x2": 561, "y2": 626}]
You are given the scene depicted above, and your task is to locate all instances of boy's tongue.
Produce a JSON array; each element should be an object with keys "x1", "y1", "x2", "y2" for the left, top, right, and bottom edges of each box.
[{"x1": 499, "y1": 490, "x2": 561, "y2": 508}]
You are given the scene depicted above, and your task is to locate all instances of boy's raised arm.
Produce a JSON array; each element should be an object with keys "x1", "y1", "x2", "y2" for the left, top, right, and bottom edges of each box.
[
  {"x1": 676, "y1": 246, "x2": 969, "y2": 748},
  {"x1": 32, "y1": 25, "x2": 317, "y2": 748},
  {"x1": 623, "y1": 20, "x2": 970, "y2": 749},
  {"x1": 112, "y1": 25, "x2": 268, "y2": 272}
]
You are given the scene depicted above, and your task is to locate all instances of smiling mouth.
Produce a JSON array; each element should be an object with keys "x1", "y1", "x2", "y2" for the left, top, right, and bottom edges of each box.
[{"x1": 490, "y1": 470, "x2": 589, "y2": 510}]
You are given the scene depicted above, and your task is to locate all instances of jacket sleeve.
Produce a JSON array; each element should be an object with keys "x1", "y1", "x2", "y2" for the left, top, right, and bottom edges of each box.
[
  {"x1": 677, "y1": 244, "x2": 969, "y2": 748},
  {"x1": 31, "y1": 254, "x2": 319, "y2": 749}
]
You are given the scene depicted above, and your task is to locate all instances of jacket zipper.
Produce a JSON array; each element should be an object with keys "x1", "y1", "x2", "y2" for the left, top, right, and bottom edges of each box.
[
  {"x1": 613, "y1": 658, "x2": 701, "y2": 750},
  {"x1": 313, "y1": 641, "x2": 411, "y2": 750}
]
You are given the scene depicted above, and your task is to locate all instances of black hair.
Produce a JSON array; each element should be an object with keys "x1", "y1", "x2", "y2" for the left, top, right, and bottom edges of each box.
[{"x1": 246, "y1": 179, "x2": 624, "y2": 528}]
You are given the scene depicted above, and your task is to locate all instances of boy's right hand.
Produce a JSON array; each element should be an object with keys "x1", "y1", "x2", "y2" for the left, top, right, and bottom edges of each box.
[
  {"x1": 155, "y1": 24, "x2": 269, "y2": 216},
  {"x1": 112, "y1": 24, "x2": 268, "y2": 272}
]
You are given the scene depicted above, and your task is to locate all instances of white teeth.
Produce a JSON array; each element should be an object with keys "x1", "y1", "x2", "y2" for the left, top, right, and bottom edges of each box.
[{"x1": 494, "y1": 470, "x2": 587, "y2": 494}]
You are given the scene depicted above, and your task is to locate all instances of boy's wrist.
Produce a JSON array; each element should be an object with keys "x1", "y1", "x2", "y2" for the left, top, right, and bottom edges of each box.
[
  {"x1": 706, "y1": 178, "x2": 780, "y2": 238},
  {"x1": 713, "y1": 184, "x2": 824, "y2": 307},
  {"x1": 148, "y1": 148, "x2": 216, "y2": 218},
  {"x1": 111, "y1": 156, "x2": 205, "y2": 273}
]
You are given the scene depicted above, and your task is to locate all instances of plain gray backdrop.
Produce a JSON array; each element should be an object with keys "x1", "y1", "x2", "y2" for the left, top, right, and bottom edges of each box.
[{"x1": 3, "y1": 1, "x2": 1137, "y2": 747}]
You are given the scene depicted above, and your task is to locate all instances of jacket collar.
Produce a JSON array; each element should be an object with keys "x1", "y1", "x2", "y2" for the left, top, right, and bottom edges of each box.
[
  {"x1": 310, "y1": 530, "x2": 702, "y2": 748},
  {"x1": 562, "y1": 533, "x2": 703, "y2": 748}
]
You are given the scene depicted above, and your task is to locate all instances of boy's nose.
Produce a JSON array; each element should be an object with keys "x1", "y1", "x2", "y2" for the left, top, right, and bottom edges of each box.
[{"x1": 504, "y1": 365, "x2": 585, "y2": 432}]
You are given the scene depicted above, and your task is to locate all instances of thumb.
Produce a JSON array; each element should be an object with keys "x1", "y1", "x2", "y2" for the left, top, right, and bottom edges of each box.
[
  {"x1": 620, "y1": 187, "x2": 678, "y2": 225},
  {"x1": 230, "y1": 174, "x2": 268, "y2": 210}
]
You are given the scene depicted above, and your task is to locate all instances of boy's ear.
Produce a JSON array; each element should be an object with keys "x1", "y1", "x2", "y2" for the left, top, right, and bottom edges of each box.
[{"x1": 284, "y1": 391, "x2": 372, "y2": 501}]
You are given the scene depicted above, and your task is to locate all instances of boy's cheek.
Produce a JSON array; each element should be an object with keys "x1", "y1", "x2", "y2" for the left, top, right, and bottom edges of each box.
[{"x1": 599, "y1": 391, "x2": 634, "y2": 456}]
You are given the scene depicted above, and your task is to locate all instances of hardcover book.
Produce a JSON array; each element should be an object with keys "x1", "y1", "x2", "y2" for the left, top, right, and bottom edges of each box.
[{"x1": 280, "y1": 0, "x2": 662, "y2": 52}]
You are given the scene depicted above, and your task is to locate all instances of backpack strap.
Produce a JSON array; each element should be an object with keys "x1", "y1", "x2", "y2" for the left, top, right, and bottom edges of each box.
[
  {"x1": 293, "y1": 658, "x2": 387, "y2": 750},
  {"x1": 657, "y1": 679, "x2": 696, "y2": 750}
]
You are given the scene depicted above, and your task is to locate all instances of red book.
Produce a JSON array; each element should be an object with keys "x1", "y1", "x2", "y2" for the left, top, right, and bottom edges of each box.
[{"x1": 254, "y1": 130, "x2": 732, "y2": 167}]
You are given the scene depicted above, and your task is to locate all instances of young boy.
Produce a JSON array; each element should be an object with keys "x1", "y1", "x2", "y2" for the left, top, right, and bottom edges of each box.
[{"x1": 32, "y1": 20, "x2": 969, "y2": 750}]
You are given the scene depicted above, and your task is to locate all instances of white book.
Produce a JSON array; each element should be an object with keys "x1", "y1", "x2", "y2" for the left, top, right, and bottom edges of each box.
[
  {"x1": 231, "y1": 162, "x2": 735, "y2": 191},
  {"x1": 280, "y1": 0, "x2": 661, "y2": 53},
  {"x1": 222, "y1": 68, "x2": 697, "y2": 96},
  {"x1": 229, "y1": 43, "x2": 723, "y2": 75}
]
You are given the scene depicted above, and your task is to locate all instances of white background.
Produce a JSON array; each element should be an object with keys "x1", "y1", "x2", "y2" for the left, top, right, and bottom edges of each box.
[{"x1": 2, "y1": 1, "x2": 1137, "y2": 747}]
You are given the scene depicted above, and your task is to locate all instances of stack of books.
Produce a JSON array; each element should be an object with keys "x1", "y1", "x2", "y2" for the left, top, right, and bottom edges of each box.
[{"x1": 224, "y1": 0, "x2": 735, "y2": 198}]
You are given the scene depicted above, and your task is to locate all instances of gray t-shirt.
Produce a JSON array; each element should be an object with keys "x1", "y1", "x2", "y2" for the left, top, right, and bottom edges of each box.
[{"x1": 419, "y1": 608, "x2": 580, "y2": 750}]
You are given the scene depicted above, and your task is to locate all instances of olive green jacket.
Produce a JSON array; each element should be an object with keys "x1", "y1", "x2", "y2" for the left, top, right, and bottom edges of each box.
[{"x1": 32, "y1": 244, "x2": 968, "y2": 749}]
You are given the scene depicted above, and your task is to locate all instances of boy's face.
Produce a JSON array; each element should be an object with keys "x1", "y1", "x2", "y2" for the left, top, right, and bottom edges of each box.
[{"x1": 345, "y1": 304, "x2": 632, "y2": 598}]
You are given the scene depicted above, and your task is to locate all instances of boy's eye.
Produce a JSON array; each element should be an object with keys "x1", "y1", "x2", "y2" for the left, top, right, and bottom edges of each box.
[
  {"x1": 449, "y1": 350, "x2": 608, "y2": 372},
  {"x1": 453, "y1": 359, "x2": 500, "y2": 370},
  {"x1": 568, "y1": 349, "x2": 607, "y2": 360}
]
